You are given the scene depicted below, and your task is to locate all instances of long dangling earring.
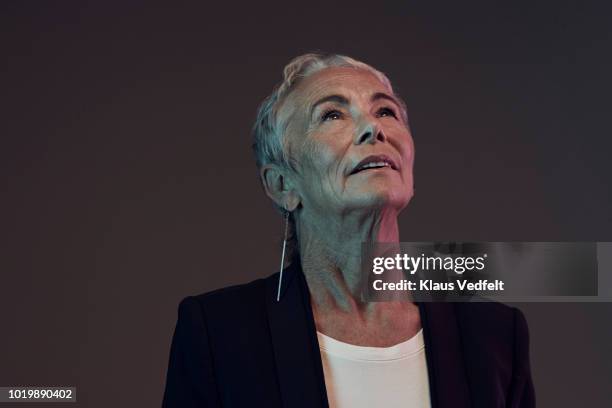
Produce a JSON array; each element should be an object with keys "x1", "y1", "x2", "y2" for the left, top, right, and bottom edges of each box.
[{"x1": 276, "y1": 209, "x2": 290, "y2": 302}]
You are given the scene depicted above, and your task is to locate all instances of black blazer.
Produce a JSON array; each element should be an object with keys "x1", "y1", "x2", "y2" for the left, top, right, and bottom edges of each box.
[{"x1": 162, "y1": 260, "x2": 535, "y2": 407}]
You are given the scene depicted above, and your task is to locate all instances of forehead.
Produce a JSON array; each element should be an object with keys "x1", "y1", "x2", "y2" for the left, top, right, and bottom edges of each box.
[{"x1": 279, "y1": 67, "x2": 392, "y2": 118}]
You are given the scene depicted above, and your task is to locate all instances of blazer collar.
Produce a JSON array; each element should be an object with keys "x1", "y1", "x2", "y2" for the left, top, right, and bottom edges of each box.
[
  {"x1": 265, "y1": 260, "x2": 472, "y2": 408},
  {"x1": 265, "y1": 260, "x2": 330, "y2": 408},
  {"x1": 418, "y1": 301, "x2": 472, "y2": 407}
]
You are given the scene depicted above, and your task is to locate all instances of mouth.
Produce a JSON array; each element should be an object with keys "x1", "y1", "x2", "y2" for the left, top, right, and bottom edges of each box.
[{"x1": 350, "y1": 154, "x2": 398, "y2": 175}]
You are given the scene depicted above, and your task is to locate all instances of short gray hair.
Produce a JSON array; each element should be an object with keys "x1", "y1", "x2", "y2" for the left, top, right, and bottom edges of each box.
[{"x1": 251, "y1": 53, "x2": 408, "y2": 172}]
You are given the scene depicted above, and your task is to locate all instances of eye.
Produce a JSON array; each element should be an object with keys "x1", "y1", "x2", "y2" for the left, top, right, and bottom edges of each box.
[
  {"x1": 377, "y1": 107, "x2": 398, "y2": 119},
  {"x1": 321, "y1": 109, "x2": 343, "y2": 122}
]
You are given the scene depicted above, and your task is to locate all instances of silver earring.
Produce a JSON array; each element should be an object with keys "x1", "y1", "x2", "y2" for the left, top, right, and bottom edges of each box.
[{"x1": 276, "y1": 208, "x2": 290, "y2": 302}]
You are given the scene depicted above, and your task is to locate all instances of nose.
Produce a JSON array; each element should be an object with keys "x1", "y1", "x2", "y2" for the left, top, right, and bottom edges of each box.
[{"x1": 355, "y1": 119, "x2": 386, "y2": 145}]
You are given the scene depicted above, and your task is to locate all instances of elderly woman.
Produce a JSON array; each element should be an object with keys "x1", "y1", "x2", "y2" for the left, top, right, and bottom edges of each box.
[{"x1": 162, "y1": 54, "x2": 535, "y2": 408}]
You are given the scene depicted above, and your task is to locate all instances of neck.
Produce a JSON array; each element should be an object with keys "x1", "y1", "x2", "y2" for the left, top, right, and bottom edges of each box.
[{"x1": 296, "y1": 206, "x2": 401, "y2": 312}]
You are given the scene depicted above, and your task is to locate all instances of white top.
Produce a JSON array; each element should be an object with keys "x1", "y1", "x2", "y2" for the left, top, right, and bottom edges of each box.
[{"x1": 317, "y1": 329, "x2": 431, "y2": 408}]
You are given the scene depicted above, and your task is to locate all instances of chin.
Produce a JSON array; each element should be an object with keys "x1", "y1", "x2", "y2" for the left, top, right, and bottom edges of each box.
[{"x1": 350, "y1": 182, "x2": 413, "y2": 212}]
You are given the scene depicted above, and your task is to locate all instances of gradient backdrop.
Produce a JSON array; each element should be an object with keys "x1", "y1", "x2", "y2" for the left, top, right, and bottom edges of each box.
[{"x1": 1, "y1": 1, "x2": 611, "y2": 407}]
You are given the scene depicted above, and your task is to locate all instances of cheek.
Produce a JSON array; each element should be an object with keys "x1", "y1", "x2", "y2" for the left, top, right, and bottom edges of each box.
[
  {"x1": 295, "y1": 136, "x2": 350, "y2": 205},
  {"x1": 407, "y1": 138, "x2": 415, "y2": 167},
  {"x1": 301, "y1": 130, "x2": 348, "y2": 178},
  {"x1": 398, "y1": 130, "x2": 415, "y2": 166},
  {"x1": 390, "y1": 128, "x2": 414, "y2": 183}
]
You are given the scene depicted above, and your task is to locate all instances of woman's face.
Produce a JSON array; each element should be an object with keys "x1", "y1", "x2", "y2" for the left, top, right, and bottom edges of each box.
[{"x1": 279, "y1": 67, "x2": 414, "y2": 217}]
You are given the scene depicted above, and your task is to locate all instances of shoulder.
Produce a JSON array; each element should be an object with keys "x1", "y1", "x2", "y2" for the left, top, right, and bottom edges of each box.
[
  {"x1": 452, "y1": 300, "x2": 531, "y2": 366},
  {"x1": 454, "y1": 298, "x2": 516, "y2": 324},
  {"x1": 174, "y1": 271, "x2": 280, "y2": 335},
  {"x1": 189, "y1": 271, "x2": 278, "y2": 310},
  {"x1": 453, "y1": 300, "x2": 529, "y2": 337},
  {"x1": 452, "y1": 301, "x2": 535, "y2": 405}
]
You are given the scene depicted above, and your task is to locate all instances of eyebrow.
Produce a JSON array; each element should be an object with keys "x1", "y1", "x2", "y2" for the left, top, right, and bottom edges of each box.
[
  {"x1": 370, "y1": 92, "x2": 402, "y2": 109},
  {"x1": 309, "y1": 92, "x2": 402, "y2": 117},
  {"x1": 309, "y1": 94, "x2": 349, "y2": 117}
]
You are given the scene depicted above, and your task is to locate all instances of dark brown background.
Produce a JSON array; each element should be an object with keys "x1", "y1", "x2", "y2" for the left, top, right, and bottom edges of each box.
[{"x1": 1, "y1": 1, "x2": 611, "y2": 406}]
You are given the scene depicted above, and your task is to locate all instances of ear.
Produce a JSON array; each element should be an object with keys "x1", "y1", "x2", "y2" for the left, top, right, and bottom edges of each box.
[{"x1": 260, "y1": 164, "x2": 301, "y2": 212}]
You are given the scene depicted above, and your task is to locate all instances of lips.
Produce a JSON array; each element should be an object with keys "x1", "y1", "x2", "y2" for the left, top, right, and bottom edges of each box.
[{"x1": 350, "y1": 154, "x2": 398, "y2": 175}]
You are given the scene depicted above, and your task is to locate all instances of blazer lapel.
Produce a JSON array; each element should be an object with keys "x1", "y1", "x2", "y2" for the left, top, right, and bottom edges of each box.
[
  {"x1": 265, "y1": 261, "x2": 329, "y2": 408},
  {"x1": 418, "y1": 302, "x2": 472, "y2": 408}
]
